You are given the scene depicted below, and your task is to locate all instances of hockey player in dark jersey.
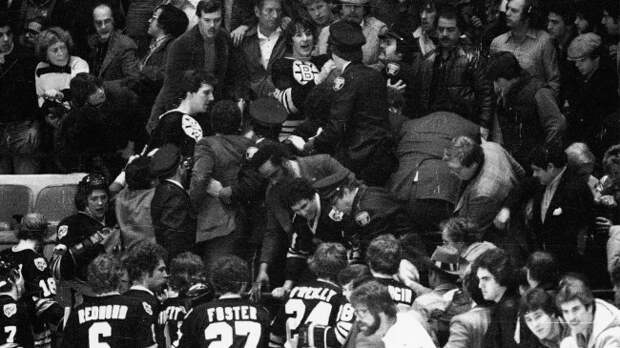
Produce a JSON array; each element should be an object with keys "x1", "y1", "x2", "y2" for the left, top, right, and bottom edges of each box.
[
  {"x1": 270, "y1": 178, "x2": 347, "y2": 298},
  {"x1": 157, "y1": 252, "x2": 213, "y2": 348},
  {"x1": 52, "y1": 173, "x2": 119, "y2": 309},
  {"x1": 0, "y1": 255, "x2": 33, "y2": 348},
  {"x1": 122, "y1": 240, "x2": 169, "y2": 344},
  {"x1": 62, "y1": 254, "x2": 157, "y2": 348},
  {"x1": 270, "y1": 17, "x2": 336, "y2": 138},
  {"x1": 0, "y1": 213, "x2": 64, "y2": 348},
  {"x1": 177, "y1": 255, "x2": 270, "y2": 348},
  {"x1": 366, "y1": 235, "x2": 416, "y2": 311},
  {"x1": 149, "y1": 70, "x2": 216, "y2": 157},
  {"x1": 270, "y1": 243, "x2": 355, "y2": 348}
]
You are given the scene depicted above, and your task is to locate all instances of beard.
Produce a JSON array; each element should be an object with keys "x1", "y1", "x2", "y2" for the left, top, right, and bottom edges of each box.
[{"x1": 357, "y1": 312, "x2": 381, "y2": 336}]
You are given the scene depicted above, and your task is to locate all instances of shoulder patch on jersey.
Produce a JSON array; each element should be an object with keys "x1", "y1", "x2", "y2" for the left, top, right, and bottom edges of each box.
[
  {"x1": 333, "y1": 76, "x2": 345, "y2": 91},
  {"x1": 354, "y1": 211, "x2": 371, "y2": 226},
  {"x1": 142, "y1": 301, "x2": 153, "y2": 316},
  {"x1": 57, "y1": 225, "x2": 68, "y2": 240},
  {"x1": 33, "y1": 257, "x2": 47, "y2": 272},
  {"x1": 3, "y1": 303, "x2": 16, "y2": 318},
  {"x1": 181, "y1": 114, "x2": 203, "y2": 142},
  {"x1": 246, "y1": 146, "x2": 258, "y2": 160},
  {"x1": 292, "y1": 60, "x2": 319, "y2": 85}
]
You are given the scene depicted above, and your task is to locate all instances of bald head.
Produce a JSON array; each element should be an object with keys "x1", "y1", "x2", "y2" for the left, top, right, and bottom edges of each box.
[{"x1": 93, "y1": 4, "x2": 114, "y2": 40}]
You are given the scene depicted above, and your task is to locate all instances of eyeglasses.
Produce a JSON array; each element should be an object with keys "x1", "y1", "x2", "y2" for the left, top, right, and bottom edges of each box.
[{"x1": 24, "y1": 29, "x2": 40, "y2": 36}]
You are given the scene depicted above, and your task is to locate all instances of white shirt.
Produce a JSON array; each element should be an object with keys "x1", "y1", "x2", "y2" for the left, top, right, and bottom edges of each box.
[
  {"x1": 382, "y1": 311, "x2": 436, "y2": 348},
  {"x1": 541, "y1": 166, "x2": 566, "y2": 222},
  {"x1": 257, "y1": 27, "x2": 282, "y2": 69},
  {"x1": 307, "y1": 193, "x2": 321, "y2": 234}
]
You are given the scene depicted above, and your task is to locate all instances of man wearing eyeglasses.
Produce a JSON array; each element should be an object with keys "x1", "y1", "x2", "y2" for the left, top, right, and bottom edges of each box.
[{"x1": 87, "y1": 3, "x2": 140, "y2": 85}]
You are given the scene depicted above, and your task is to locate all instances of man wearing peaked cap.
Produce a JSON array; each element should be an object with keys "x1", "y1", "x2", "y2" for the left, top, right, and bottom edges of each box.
[
  {"x1": 248, "y1": 97, "x2": 288, "y2": 140},
  {"x1": 316, "y1": 0, "x2": 387, "y2": 65},
  {"x1": 150, "y1": 143, "x2": 197, "y2": 260},
  {"x1": 565, "y1": 32, "x2": 618, "y2": 158},
  {"x1": 304, "y1": 17, "x2": 395, "y2": 186}
]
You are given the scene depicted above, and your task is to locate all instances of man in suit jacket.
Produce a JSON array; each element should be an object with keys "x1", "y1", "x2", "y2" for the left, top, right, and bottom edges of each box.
[
  {"x1": 88, "y1": 4, "x2": 140, "y2": 85},
  {"x1": 528, "y1": 145, "x2": 594, "y2": 273},
  {"x1": 239, "y1": 0, "x2": 286, "y2": 98},
  {"x1": 443, "y1": 136, "x2": 525, "y2": 243},
  {"x1": 388, "y1": 112, "x2": 479, "y2": 240},
  {"x1": 147, "y1": 0, "x2": 250, "y2": 133},
  {"x1": 188, "y1": 101, "x2": 253, "y2": 269},
  {"x1": 150, "y1": 144, "x2": 196, "y2": 260}
]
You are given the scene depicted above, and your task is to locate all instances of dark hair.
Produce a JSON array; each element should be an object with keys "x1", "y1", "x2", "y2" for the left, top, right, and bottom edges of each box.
[
  {"x1": 529, "y1": 145, "x2": 567, "y2": 169},
  {"x1": 178, "y1": 70, "x2": 217, "y2": 99},
  {"x1": 249, "y1": 142, "x2": 291, "y2": 170},
  {"x1": 463, "y1": 269, "x2": 494, "y2": 306},
  {"x1": 75, "y1": 173, "x2": 108, "y2": 210},
  {"x1": 350, "y1": 280, "x2": 397, "y2": 318},
  {"x1": 556, "y1": 274, "x2": 594, "y2": 308},
  {"x1": 88, "y1": 254, "x2": 122, "y2": 294},
  {"x1": 441, "y1": 217, "x2": 480, "y2": 245},
  {"x1": 123, "y1": 241, "x2": 168, "y2": 283},
  {"x1": 337, "y1": 263, "x2": 371, "y2": 286},
  {"x1": 366, "y1": 234, "x2": 401, "y2": 275},
  {"x1": 284, "y1": 17, "x2": 316, "y2": 52},
  {"x1": 196, "y1": 0, "x2": 222, "y2": 16},
  {"x1": 547, "y1": 0, "x2": 576, "y2": 26},
  {"x1": 309, "y1": 243, "x2": 348, "y2": 280},
  {"x1": 520, "y1": 287, "x2": 558, "y2": 316},
  {"x1": 169, "y1": 252, "x2": 206, "y2": 294},
  {"x1": 472, "y1": 248, "x2": 516, "y2": 288},
  {"x1": 210, "y1": 100, "x2": 241, "y2": 135},
  {"x1": 525, "y1": 251, "x2": 559, "y2": 287},
  {"x1": 0, "y1": 12, "x2": 12, "y2": 32},
  {"x1": 17, "y1": 213, "x2": 48, "y2": 241},
  {"x1": 70, "y1": 73, "x2": 104, "y2": 107},
  {"x1": 485, "y1": 51, "x2": 523, "y2": 81},
  {"x1": 574, "y1": 0, "x2": 603, "y2": 33},
  {"x1": 437, "y1": 5, "x2": 465, "y2": 31},
  {"x1": 156, "y1": 4, "x2": 189, "y2": 38},
  {"x1": 282, "y1": 178, "x2": 316, "y2": 209},
  {"x1": 444, "y1": 135, "x2": 484, "y2": 167},
  {"x1": 209, "y1": 255, "x2": 249, "y2": 294},
  {"x1": 126, "y1": 156, "x2": 152, "y2": 190}
]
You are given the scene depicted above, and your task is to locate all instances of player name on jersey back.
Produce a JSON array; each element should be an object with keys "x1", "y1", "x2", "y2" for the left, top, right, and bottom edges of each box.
[
  {"x1": 289, "y1": 286, "x2": 338, "y2": 302},
  {"x1": 206, "y1": 305, "x2": 258, "y2": 322},
  {"x1": 77, "y1": 304, "x2": 128, "y2": 324}
]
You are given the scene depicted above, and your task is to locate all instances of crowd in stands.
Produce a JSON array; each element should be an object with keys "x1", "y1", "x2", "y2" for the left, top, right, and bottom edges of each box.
[{"x1": 0, "y1": 0, "x2": 620, "y2": 346}]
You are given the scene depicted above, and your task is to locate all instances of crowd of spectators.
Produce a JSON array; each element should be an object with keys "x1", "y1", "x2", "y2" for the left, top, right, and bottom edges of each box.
[{"x1": 0, "y1": 0, "x2": 620, "y2": 346}]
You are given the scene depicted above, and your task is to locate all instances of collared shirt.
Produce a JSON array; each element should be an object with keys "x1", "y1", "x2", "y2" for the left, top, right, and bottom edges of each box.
[
  {"x1": 490, "y1": 29, "x2": 560, "y2": 94},
  {"x1": 413, "y1": 27, "x2": 436, "y2": 57},
  {"x1": 141, "y1": 34, "x2": 170, "y2": 69},
  {"x1": 541, "y1": 166, "x2": 566, "y2": 222},
  {"x1": 165, "y1": 178, "x2": 185, "y2": 190},
  {"x1": 257, "y1": 27, "x2": 282, "y2": 69},
  {"x1": 129, "y1": 285, "x2": 155, "y2": 297}
]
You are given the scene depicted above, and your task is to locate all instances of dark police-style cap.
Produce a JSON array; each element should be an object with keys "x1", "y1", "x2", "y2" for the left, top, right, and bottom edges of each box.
[
  {"x1": 249, "y1": 98, "x2": 288, "y2": 127},
  {"x1": 149, "y1": 144, "x2": 181, "y2": 178},
  {"x1": 328, "y1": 20, "x2": 366, "y2": 52}
]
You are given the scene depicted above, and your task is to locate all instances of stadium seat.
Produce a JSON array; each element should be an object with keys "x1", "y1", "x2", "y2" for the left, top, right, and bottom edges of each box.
[
  {"x1": 0, "y1": 184, "x2": 33, "y2": 226},
  {"x1": 34, "y1": 184, "x2": 78, "y2": 227}
]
